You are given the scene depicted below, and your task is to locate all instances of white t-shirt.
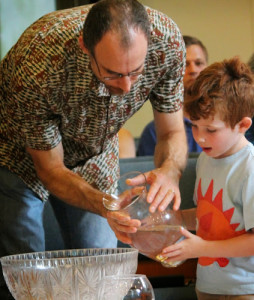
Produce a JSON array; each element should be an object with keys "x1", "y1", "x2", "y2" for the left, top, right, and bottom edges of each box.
[{"x1": 194, "y1": 143, "x2": 254, "y2": 295}]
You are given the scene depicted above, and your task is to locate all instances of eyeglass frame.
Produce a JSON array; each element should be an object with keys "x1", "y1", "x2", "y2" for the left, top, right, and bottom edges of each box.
[{"x1": 92, "y1": 54, "x2": 145, "y2": 81}]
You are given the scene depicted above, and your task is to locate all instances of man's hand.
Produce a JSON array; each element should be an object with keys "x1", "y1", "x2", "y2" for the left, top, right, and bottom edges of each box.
[
  {"x1": 145, "y1": 166, "x2": 180, "y2": 212},
  {"x1": 106, "y1": 211, "x2": 141, "y2": 245},
  {"x1": 126, "y1": 166, "x2": 180, "y2": 213},
  {"x1": 151, "y1": 109, "x2": 188, "y2": 211}
]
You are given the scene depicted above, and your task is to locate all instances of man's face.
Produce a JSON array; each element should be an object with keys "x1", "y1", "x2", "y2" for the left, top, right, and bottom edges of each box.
[
  {"x1": 184, "y1": 45, "x2": 207, "y2": 92},
  {"x1": 91, "y1": 29, "x2": 148, "y2": 96}
]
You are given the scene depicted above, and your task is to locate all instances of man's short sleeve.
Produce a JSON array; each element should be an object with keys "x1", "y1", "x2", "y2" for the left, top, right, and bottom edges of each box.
[{"x1": 147, "y1": 9, "x2": 186, "y2": 113}]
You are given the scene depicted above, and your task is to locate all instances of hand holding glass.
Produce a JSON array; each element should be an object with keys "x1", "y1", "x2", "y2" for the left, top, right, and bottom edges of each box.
[{"x1": 103, "y1": 171, "x2": 186, "y2": 267}]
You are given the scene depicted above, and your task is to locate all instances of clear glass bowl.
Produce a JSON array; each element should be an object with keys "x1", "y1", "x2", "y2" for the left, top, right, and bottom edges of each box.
[
  {"x1": 98, "y1": 274, "x2": 155, "y2": 300},
  {"x1": 103, "y1": 171, "x2": 186, "y2": 268},
  {"x1": 128, "y1": 210, "x2": 186, "y2": 267},
  {"x1": 0, "y1": 248, "x2": 138, "y2": 300},
  {"x1": 103, "y1": 171, "x2": 185, "y2": 268}
]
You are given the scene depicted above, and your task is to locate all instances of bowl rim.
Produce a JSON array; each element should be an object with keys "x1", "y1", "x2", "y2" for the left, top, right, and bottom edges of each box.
[{"x1": 0, "y1": 247, "x2": 138, "y2": 264}]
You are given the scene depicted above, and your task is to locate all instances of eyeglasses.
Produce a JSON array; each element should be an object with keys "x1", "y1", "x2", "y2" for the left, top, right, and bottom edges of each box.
[
  {"x1": 93, "y1": 55, "x2": 144, "y2": 81},
  {"x1": 102, "y1": 70, "x2": 144, "y2": 81}
]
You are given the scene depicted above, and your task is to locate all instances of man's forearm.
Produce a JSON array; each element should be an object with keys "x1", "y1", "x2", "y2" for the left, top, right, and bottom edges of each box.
[
  {"x1": 26, "y1": 144, "x2": 108, "y2": 217},
  {"x1": 38, "y1": 166, "x2": 107, "y2": 217},
  {"x1": 154, "y1": 130, "x2": 188, "y2": 180}
]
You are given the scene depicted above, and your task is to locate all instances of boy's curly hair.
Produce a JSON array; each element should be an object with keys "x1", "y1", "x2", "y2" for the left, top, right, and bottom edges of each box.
[{"x1": 184, "y1": 56, "x2": 254, "y2": 128}]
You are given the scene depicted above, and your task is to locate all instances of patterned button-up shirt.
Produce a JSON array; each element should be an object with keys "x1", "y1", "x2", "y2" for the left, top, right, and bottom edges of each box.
[{"x1": 0, "y1": 4, "x2": 185, "y2": 201}]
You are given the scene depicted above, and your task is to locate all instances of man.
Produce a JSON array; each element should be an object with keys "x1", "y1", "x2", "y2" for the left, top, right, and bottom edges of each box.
[
  {"x1": 183, "y1": 35, "x2": 208, "y2": 91},
  {"x1": 137, "y1": 35, "x2": 208, "y2": 156},
  {"x1": 0, "y1": 0, "x2": 187, "y2": 298}
]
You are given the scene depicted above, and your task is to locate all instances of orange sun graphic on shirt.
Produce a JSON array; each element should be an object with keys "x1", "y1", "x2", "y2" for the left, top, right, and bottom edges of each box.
[{"x1": 196, "y1": 179, "x2": 245, "y2": 268}]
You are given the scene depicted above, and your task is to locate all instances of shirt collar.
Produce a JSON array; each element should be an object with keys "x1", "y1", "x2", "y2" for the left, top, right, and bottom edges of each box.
[
  {"x1": 77, "y1": 49, "x2": 111, "y2": 97},
  {"x1": 89, "y1": 72, "x2": 110, "y2": 97}
]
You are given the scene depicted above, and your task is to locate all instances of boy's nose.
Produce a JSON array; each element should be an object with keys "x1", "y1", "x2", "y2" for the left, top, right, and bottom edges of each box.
[{"x1": 198, "y1": 137, "x2": 206, "y2": 143}]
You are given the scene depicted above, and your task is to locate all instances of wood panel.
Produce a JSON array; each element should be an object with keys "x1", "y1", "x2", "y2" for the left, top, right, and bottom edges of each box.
[{"x1": 137, "y1": 258, "x2": 197, "y2": 285}]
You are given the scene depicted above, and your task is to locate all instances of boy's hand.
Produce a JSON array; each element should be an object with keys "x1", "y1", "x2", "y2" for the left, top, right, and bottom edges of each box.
[{"x1": 157, "y1": 227, "x2": 204, "y2": 264}]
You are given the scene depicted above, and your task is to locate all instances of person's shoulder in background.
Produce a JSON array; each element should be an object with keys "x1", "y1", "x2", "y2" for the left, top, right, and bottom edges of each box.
[
  {"x1": 246, "y1": 54, "x2": 254, "y2": 145},
  {"x1": 137, "y1": 118, "x2": 203, "y2": 155},
  {"x1": 118, "y1": 128, "x2": 136, "y2": 158},
  {"x1": 137, "y1": 121, "x2": 156, "y2": 156},
  {"x1": 184, "y1": 118, "x2": 202, "y2": 153},
  {"x1": 245, "y1": 121, "x2": 254, "y2": 144}
]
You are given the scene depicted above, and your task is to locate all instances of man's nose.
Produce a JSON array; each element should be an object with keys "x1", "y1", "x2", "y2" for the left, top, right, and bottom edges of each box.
[
  {"x1": 187, "y1": 62, "x2": 198, "y2": 74},
  {"x1": 117, "y1": 76, "x2": 132, "y2": 93}
]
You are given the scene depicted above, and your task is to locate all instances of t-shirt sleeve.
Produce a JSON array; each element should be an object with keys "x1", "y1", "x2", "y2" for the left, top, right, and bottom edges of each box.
[
  {"x1": 148, "y1": 16, "x2": 186, "y2": 113},
  {"x1": 9, "y1": 48, "x2": 62, "y2": 151},
  {"x1": 15, "y1": 84, "x2": 62, "y2": 150},
  {"x1": 242, "y1": 172, "x2": 254, "y2": 231}
]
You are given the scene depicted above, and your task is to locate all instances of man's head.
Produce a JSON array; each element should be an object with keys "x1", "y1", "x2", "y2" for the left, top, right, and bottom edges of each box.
[
  {"x1": 183, "y1": 35, "x2": 208, "y2": 92},
  {"x1": 184, "y1": 56, "x2": 254, "y2": 129},
  {"x1": 79, "y1": 0, "x2": 150, "y2": 95},
  {"x1": 82, "y1": 0, "x2": 150, "y2": 57}
]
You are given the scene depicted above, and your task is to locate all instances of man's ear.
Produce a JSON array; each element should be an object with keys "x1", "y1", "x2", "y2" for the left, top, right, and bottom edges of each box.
[
  {"x1": 238, "y1": 117, "x2": 252, "y2": 133},
  {"x1": 78, "y1": 35, "x2": 89, "y2": 54}
]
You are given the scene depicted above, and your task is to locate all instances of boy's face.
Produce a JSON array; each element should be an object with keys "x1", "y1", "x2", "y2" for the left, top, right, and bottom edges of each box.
[{"x1": 191, "y1": 113, "x2": 246, "y2": 159}]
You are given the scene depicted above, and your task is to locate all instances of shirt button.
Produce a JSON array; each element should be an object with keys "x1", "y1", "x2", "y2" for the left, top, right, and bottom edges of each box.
[{"x1": 111, "y1": 97, "x2": 118, "y2": 103}]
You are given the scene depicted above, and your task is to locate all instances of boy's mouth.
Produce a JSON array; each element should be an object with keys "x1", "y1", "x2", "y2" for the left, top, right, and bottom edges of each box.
[{"x1": 202, "y1": 147, "x2": 212, "y2": 153}]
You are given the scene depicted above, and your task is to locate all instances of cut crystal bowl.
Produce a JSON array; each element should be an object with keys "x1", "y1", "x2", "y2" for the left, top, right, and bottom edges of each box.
[{"x1": 0, "y1": 248, "x2": 138, "y2": 300}]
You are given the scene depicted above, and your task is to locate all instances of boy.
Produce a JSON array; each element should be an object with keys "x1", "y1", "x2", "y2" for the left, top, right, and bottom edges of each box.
[{"x1": 159, "y1": 57, "x2": 254, "y2": 299}]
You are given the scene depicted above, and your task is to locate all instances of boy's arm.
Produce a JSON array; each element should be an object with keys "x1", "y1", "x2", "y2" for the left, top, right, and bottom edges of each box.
[
  {"x1": 181, "y1": 208, "x2": 197, "y2": 231},
  {"x1": 159, "y1": 228, "x2": 254, "y2": 263},
  {"x1": 198, "y1": 230, "x2": 254, "y2": 258}
]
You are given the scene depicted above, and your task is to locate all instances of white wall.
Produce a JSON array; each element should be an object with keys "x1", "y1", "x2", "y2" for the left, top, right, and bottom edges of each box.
[
  {"x1": 0, "y1": 0, "x2": 56, "y2": 59},
  {"x1": 124, "y1": 0, "x2": 254, "y2": 137},
  {"x1": 1, "y1": 0, "x2": 254, "y2": 137}
]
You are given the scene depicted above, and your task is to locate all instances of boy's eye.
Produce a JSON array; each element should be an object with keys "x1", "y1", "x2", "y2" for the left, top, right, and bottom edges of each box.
[{"x1": 207, "y1": 129, "x2": 216, "y2": 133}]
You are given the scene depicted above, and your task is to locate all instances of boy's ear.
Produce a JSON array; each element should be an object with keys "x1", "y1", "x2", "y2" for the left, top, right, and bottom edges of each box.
[
  {"x1": 78, "y1": 36, "x2": 89, "y2": 55},
  {"x1": 238, "y1": 117, "x2": 252, "y2": 133}
]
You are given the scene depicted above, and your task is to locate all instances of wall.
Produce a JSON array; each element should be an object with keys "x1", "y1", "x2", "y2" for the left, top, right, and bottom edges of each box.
[
  {"x1": 124, "y1": 0, "x2": 254, "y2": 137},
  {"x1": 1, "y1": 0, "x2": 254, "y2": 137},
  {"x1": 0, "y1": 0, "x2": 55, "y2": 59}
]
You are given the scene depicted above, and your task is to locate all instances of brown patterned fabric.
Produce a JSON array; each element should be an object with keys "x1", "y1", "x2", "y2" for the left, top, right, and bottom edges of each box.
[{"x1": 0, "y1": 4, "x2": 185, "y2": 201}]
